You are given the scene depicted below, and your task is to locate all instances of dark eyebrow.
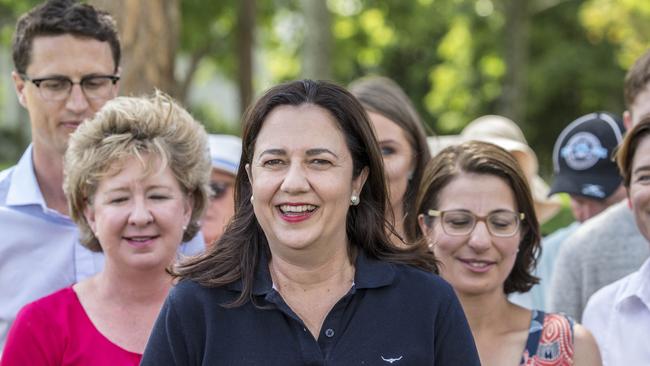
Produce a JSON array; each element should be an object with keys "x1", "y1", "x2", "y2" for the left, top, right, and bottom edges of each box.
[
  {"x1": 633, "y1": 165, "x2": 650, "y2": 176},
  {"x1": 259, "y1": 148, "x2": 286, "y2": 157},
  {"x1": 378, "y1": 139, "x2": 398, "y2": 144},
  {"x1": 258, "y1": 148, "x2": 338, "y2": 158},
  {"x1": 306, "y1": 148, "x2": 338, "y2": 158},
  {"x1": 30, "y1": 73, "x2": 114, "y2": 81}
]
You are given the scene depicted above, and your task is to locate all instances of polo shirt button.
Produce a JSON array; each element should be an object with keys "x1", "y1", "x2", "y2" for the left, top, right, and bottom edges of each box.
[{"x1": 325, "y1": 328, "x2": 335, "y2": 338}]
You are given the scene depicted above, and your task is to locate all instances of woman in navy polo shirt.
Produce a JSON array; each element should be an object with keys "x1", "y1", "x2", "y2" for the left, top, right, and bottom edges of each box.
[{"x1": 141, "y1": 80, "x2": 480, "y2": 365}]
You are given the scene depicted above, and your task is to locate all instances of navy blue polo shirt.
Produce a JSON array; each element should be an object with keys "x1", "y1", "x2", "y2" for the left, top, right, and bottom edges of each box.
[{"x1": 141, "y1": 251, "x2": 480, "y2": 365}]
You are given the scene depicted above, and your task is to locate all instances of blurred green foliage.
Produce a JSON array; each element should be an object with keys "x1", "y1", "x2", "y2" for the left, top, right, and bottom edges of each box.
[{"x1": 0, "y1": 0, "x2": 649, "y2": 179}]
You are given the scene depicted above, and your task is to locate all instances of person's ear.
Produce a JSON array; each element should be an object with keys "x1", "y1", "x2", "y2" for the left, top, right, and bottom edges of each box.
[
  {"x1": 12, "y1": 71, "x2": 27, "y2": 107},
  {"x1": 245, "y1": 163, "x2": 253, "y2": 183},
  {"x1": 417, "y1": 214, "x2": 428, "y2": 235},
  {"x1": 351, "y1": 167, "x2": 369, "y2": 198},
  {"x1": 182, "y1": 194, "x2": 193, "y2": 229},
  {"x1": 628, "y1": 196, "x2": 633, "y2": 210},
  {"x1": 623, "y1": 110, "x2": 633, "y2": 130},
  {"x1": 84, "y1": 204, "x2": 97, "y2": 237}
]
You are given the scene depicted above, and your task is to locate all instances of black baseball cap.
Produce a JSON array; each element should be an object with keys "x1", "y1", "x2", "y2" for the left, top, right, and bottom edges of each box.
[{"x1": 549, "y1": 112, "x2": 624, "y2": 200}]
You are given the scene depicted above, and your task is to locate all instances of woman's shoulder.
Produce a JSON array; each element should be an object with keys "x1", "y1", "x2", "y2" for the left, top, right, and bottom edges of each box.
[
  {"x1": 168, "y1": 278, "x2": 240, "y2": 308},
  {"x1": 534, "y1": 311, "x2": 602, "y2": 365},
  {"x1": 16, "y1": 286, "x2": 78, "y2": 321},
  {"x1": 390, "y1": 263, "x2": 456, "y2": 298},
  {"x1": 521, "y1": 311, "x2": 576, "y2": 365},
  {"x1": 3, "y1": 287, "x2": 78, "y2": 361},
  {"x1": 170, "y1": 278, "x2": 219, "y2": 297}
]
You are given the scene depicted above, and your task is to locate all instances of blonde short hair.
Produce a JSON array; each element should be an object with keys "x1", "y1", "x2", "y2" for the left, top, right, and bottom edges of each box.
[{"x1": 64, "y1": 92, "x2": 211, "y2": 252}]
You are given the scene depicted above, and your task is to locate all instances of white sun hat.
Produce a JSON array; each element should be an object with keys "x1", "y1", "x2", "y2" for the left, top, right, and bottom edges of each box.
[
  {"x1": 463, "y1": 115, "x2": 561, "y2": 224},
  {"x1": 207, "y1": 134, "x2": 242, "y2": 176},
  {"x1": 427, "y1": 115, "x2": 562, "y2": 224}
]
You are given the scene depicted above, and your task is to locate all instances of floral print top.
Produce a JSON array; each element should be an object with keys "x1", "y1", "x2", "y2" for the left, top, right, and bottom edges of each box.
[{"x1": 520, "y1": 310, "x2": 574, "y2": 365}]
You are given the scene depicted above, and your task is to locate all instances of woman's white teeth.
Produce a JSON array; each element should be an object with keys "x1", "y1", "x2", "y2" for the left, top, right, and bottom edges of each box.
[
  {"x1": 130, "y1": 237, "x2": 152, "y2": 242},
  {"x1": 280, "y1": 204, "x2": 316, "y2": 213},
  {"x1": 467, "y1": 261, "x2": 489, "y2": 268}
]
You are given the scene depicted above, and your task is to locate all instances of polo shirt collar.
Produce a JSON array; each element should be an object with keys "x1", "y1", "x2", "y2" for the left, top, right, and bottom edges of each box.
[
  {"x1": 6, "y1": 145, "x2": 47, "y2": 210},
  {"x1": 614, "y1": 257, "x2": 650, "y2": 311},
  {"x1": 229, "y1": 247, "x2": 397, "y2": 296},
  {"x1": 352, "y1": 249, "x2": 396, "y2": 289}
]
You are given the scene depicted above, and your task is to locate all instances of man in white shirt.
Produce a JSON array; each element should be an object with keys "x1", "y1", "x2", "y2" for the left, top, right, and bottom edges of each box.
[
  {"x1": 549, "y1": 50, "x2": 650, "y2": 321},
  {"x1": 583, "y1": 98, "x2": 650, "y2": 365}
]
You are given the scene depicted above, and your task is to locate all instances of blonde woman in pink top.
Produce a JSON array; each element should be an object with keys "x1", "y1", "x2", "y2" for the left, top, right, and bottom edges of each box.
[{"x1": 1, "y1": 93, "x2": 210, "y2": 365}]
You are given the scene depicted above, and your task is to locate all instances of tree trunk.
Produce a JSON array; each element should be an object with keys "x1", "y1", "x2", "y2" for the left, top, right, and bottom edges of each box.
[
  {"x1": 300, "y1": 0, "x2": 332, "y2": 80},
  {"x1": 237, "y1": 0, "x2": 255, "y2": 115},
  {"x1": 498, "y1": 0, "x2": 529, "y2": 124},
  {"x1": 89, "y1": 0, "x2": 180, "y2": 98}
]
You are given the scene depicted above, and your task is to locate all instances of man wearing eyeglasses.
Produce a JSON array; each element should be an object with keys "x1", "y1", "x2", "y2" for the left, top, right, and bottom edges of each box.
[{"x1": 0, "y1": 0, "x2": 206, "y2": 351}]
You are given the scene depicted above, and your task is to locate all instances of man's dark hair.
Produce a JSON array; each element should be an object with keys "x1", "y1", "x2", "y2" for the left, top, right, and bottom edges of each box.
[
  {"x1": 12, "y1": 0, "x2": 120, "y2": 74},
  {"x1": 624, "y1": 50, "x2": 650, "y2": 111}
]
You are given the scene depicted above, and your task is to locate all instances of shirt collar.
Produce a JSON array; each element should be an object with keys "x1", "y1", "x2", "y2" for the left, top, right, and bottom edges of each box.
[
  {"x1": 228, "y1": 247, "x2": 397, "y2": 296},
  {"x1": 614, "y1": 257, "x2": 650, "y2": 310},
  {"x1": 6, "y1": 145, "x2": 48, "y2": 210}
]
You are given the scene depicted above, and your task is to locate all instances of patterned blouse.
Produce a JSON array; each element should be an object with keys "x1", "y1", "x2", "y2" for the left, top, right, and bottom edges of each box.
[{"x1": 520, "y1": 310, "x2": 574, "y2": 365}]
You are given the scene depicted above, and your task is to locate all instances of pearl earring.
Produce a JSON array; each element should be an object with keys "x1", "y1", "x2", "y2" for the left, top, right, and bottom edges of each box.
[
  {"x1": 350, "y1": 195, "x2": 360, "y2": 206},
  {"x1": 250, "y1": 195, "x2": 254, "y2": 203}
]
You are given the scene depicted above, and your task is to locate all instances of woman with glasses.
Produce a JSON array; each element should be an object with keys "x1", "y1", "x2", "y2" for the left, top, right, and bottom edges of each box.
[{"x1": 412, "y1": 140, "x2": 601, "y2": 366}]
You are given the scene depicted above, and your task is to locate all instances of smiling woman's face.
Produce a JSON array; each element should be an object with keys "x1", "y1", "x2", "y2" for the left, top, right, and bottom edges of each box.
[
  {"x1": 419, "y1": 172, "x2": 521, "y2": 297},
  {"x1": 84, "y1": 155, "x2": 191, "y2": 271},
  {"x1": 247, "y1": 104, "x2": 367, "y2": 256}
]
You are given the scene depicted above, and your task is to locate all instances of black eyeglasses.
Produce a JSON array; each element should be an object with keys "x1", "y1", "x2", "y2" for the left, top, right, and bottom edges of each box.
[
  {"x1": 209, "y1": 181, "x2": 232, "y2": 200},
  {"x1": 20, "y1": 74, "x2": 119, "y2": 101},
  {"x1": 426, "y1": 209, "x2": 525, "y2": 237}
]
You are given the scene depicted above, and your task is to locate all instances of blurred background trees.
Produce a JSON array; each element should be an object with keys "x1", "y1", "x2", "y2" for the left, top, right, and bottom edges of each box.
[{"x1": 1, "y1": 0, "x2": 649, "y2": 177}]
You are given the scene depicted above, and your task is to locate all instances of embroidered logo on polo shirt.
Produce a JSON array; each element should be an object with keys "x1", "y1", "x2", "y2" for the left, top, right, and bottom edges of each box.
[
  {"x1": 381, "y1": 355, "x2": 403, "y2": 363},
  {"x1": 560, "y1": 131, "x2": 608, "y2": 170}
]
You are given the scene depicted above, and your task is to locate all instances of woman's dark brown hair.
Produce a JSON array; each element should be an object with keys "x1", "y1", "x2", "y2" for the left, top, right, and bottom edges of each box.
[
  {"x1": 176, "y1": 80, "x2": 437, "y2": 306},
  {"x1": 350, "y1": 76, "x2": 432, "y2": 242},
  {"x1": 412, "y1": 140, "x2": 540, "y2": 294},
  {"x1": 617, "y1": 115, "x2": 650, "y2": 188}
]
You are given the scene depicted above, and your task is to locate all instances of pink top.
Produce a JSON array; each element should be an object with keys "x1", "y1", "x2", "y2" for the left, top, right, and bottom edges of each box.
[{"x1": 1, "y1": 287, "x2": 141, "y2": 366}]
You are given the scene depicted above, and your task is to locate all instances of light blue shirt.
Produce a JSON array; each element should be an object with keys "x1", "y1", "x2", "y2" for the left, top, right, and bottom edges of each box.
[
  {"x1": 0, "y1": 146, "x2": 204, "y2": 351},
  {"x1": 510, "y1": 222, "x2": 580, "y2": 310}
]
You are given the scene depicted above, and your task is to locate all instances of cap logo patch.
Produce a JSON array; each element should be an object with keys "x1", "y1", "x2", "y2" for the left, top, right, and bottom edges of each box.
[
  {"x1": 581, "y1": 184, "x2": 605, "y2": 198},
  {"x1": 560, "y1": 132, "x2": 607, "y2": 170}
]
